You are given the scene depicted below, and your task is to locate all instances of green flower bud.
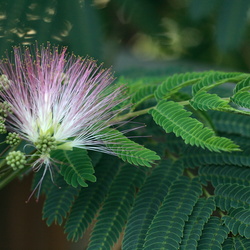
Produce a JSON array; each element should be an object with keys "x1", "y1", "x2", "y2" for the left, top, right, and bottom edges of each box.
[
  {"x1": 0, "y1": 74, "x2": 11, "y2": 91},
  {"x1": 34, "y1": 135, "x2": 57, "y2": 155},
  {"x1": 0, "y1": 122, "x2": 7, "y2": 134},
  {"x1": 6, "y1": 150, "x2": 26, "y2": 170},
  {"x1": 6, "y1": 132, "x2": 21, "y2": 146},
  {"x1": 0, "y1": 101, "x2": 12, "y2": 117}
]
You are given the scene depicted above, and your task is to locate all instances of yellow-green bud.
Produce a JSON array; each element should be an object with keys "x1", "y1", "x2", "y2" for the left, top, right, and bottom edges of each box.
[
  {"x1": 0, "y1": 122, "x2": 6, "y2": 134},
  {"x1": 0, "y1": 74, "x2": 11, "y2": 91},
  {"x1": 0, "y1": 101, "x2": 12, "y2": 117},
  {"x1": 6, "y1": 132, "x2": 21, "y2": 146},
  {"x1": 6, "y1": 150, "x2": 26, "y2": 170},
  {"x1": 35, "y1": 135, "x2": 57, "y2": 155}
]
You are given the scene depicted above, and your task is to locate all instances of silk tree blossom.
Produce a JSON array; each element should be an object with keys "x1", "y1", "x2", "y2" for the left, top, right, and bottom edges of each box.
[{"x1": 0, "y1": 44, "x2": 127, "y2": 169}]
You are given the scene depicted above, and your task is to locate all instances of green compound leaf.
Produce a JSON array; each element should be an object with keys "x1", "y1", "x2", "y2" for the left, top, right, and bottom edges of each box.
[
  {"x1": 130, "y1": 85, "x2": 157, "y2": 110},
  {"x1": 234, "y1": 235, "x2": 250, "y2": 249},
  {"x1": 197, "y1": 216, "x2": 229, "y2": 249},
  {"x1": 192, "y1": 71, "x2": 245, "y2": 95},
  {"x1": 209, "y1": 111, "x2": 250, "y2": 138},
  {"x1": 231, "y1": 91, "x2": 250, "y2": 109},
  {"x1": 223, "y1": 207, "x2": 250, "y2": 238},
  {"x1": 64, "y1": 155, "x2": 119, "y2": 242},
  {"x1": 180, "y1": 197, "x2": 216, "y2": 250},
  {"x1": 190, "y1": 91, "x2": 230, "y2": 111},
  {"x1": 215, "y1": 183, "x2": 250, "y2": 211},
  {"x1": 103, "y1": 128, "x2": 160, "y2": 167},
  {"x1": 51, "y1": 148, "x2": 96, "y2": 188},
  {"x1": 183, "y1": 145, "x2": 250, "y2": 168},
  {"x1": 154, "y1": 72, "x2": 204, "y2": 100},
  {"x1": 233, "y1": 76, "x2": 250, "y2": 94},
  {"x1": 149, "y1": 100, "x2": 239, "y2": 152},
  {"x1": 88, "y1": 164, "x2": 147, "y2": 250},
  {"x1": 143, "y1": 176, "x2": 202, "y2": 250},
  {"x1": 222, "y1": 236, "x2": 250, "y2": 249},
  {"x1": 199, "y1": 165, "x2": 250, "y2": 187},
  {"x1": 42, "y1": 175, "x2": 79, "y2": 226},
  {"x1": 222, "y1": 237, "x2": 234, "y2": 250},
  {"x1": 122, "y1": 160, "x2": 184, "y2": 250}
]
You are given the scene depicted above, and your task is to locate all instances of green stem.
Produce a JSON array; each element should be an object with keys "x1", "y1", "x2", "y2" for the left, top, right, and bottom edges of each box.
[
  {"x1": 130, "y1": 94, "x2": 155, "y2": 112},
  {"x1": 202, "y1": 187, "x2": 211, "y2": 198},
  {"x1": 186, "y1": 169, "x2": 195, "y2": 179}
]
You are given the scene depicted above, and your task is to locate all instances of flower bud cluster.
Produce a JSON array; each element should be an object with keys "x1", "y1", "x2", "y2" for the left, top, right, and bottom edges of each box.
[
  {"x1": 0, "y1": 101, "x2": 12, "y2": 117},
  {"x1": 0, "y1": 120, "x2": 6, "y2": 134},
  {"x1": 6, "y1": 132, "x2": 20, "y2": 146},
  {"x1": 0, "y1": 74, "x2": 11, "y2": 91},
  {"x1": 6, "y1": 150, "x2": 26, "y2": 170},
  {"x1": 35, "y1": 135, "x2": 57, "y2": 155}
]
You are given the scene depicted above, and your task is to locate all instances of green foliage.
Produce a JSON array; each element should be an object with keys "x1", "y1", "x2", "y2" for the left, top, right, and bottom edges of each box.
[
  {"x1": 231, "y1": 91, "x2": 250, "y2": 109},
  {"x1": 180, "y1": 197, "x2": 216, "y2": 249},
  {"x1": 190, "y1": 91, "x2": 229, "y2": 111},
  {"x1": 10, "y1": 70, "x2": 250, "y2": 247},
  {"x1": 223, "y1": 208, "x2": 250, "y2": 238},
  {"x1": 197, "y1": 217, "x2": 230, "y2": 249},
  {"x1": 154, "y1": 72, "x2": 204, "y2": 100},
  {"x1": 215, "y1": 183, "x2": 250, "y2": 211},
  {"x1": 42, "y1": 175, "x2": 79, "y2": 226},
  {"x1": 88, "y1": 164, "x2": 147, "y2": 250},
  {"x1": 199, "y1": 165, "x2": 250, "y2": 186},
  {"x1": 64, "y1": 155, "x2": 119, "y2": 242},
  {"x1": 192, "y1": 71, "x2": 244, "y2": 95},
  {"x1": 183, "y1": 146, "x2": 250, "y2": 168},
  {"x1": 51, "y1": 148, "x2": 96, "y2": 188},
  {"x1": 143, "y1": 176, "x2": 202, "y2": 249},
  {"x1": 122, "y1": 160, "x2": 184, "y2": 250},
  {"x1": 209, "y1": 111, "x2": 250, "y2": 137},
  {"x1": 103, "y1": 128, "x2": 160, "y2": 167},
  {"x1": 149, "y1": 100, "x2": 239, "y2": 152},
  {"x1": 233, "y1": 76, "x2": 250, "y2": 94},
  {"x1": 131, "y1": 85, "x2": 157, "y2": 110}
]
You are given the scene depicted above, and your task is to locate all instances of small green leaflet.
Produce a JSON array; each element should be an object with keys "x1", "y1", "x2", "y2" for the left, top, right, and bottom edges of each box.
[
  {"x1": 190, "y1": 91, "x2": 230, "y2": 111},
  {"x1": 51, "y1": 148, "x2": 96, "y2": 188},
  {"x1": 102, "y1": 128, "x2": 160, "y2": 167}
]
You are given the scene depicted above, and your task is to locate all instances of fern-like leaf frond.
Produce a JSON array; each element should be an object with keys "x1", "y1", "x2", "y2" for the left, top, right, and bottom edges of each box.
[
  {"x1": 190, "y1": 91, "x2": 229, "y2": 111},
  {"x1": 131, "y1": 85, "x2": 157, "y2": 110},
  {"x1": 233, "y1": 76, "x2": 250, "y2": 94},
  {"x1": 149, "y1": 100, "x2": 239, "y2": 152},
  {"x1": 64, "y1": 155, "x2": 120, "y2": 242},
  {"x1": 103, "y1": 128, "x2": 160, "y2": 167},
  {"x1": 122, "y1": 160, "x2": 184, "y2": 250},
  {"x1": 199, "y1": 165, "x2": 250, "y2": 187},
  {"x1": 183, "y1": 146, "x2": 250, "y2": 168},
  {"x1": 223, "y1": 208, "x2": 250, "y2": 238},
  {"x1": 197, "y1": 217, "x2": 229, "y2": 249},
  {"x1": 143, "y1": 176, "x2": 202, "y2": 250},
  {"x1": 210, "y1": 111, "x2": 250, "y2": 138},
  {"x1": 234, "y1": 236, "x2": 250, "y2": 249},
  {"x1": 42, "y1": 175, "x2": 79, "y2": 226},
  {"x1": 192, "y1": 71, "x2": 244, "y2": 95},
  {"x1": 154, "y1": 72, "x2": 204, "y2": 100},
  {"x1": 51, "y1": 148, "x2": 96, "y2": 188},
  {"x1": 88, "y1": 164, "x2": 146, "y2": 250},
  {"x1": 215, "y1": 183, "x2": 250, "y2": 211},
  {"x1": 231, "y1": 91, "x2": 250, "y2": 109},
  {"x1": 180, "y1": 197, "x2": 216, "y2": 250}
]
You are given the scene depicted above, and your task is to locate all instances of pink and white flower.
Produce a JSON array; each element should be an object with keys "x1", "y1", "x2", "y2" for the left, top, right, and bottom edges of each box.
[{"x1": 0, "y1": 44, "x2": 126, "y2": 164}]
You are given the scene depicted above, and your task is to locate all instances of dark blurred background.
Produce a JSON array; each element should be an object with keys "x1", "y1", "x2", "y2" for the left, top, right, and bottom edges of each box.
[{"x1": 1, "y1": 0, "x2": 250, "y2": 249}]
